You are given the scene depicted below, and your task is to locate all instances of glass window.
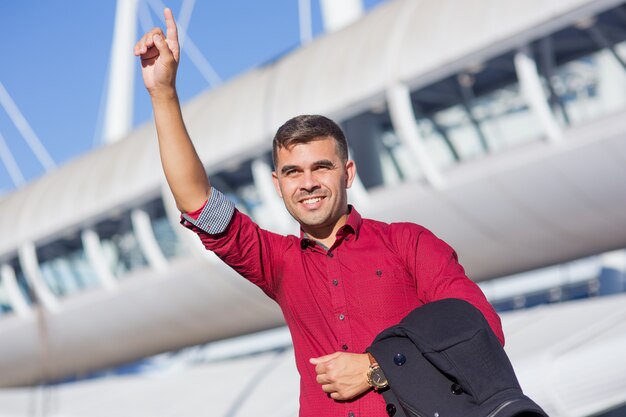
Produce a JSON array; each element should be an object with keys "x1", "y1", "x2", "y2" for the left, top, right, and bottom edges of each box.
[
  {"x1": 142, "y1": 198, "x2": 185, "y2": 259},
  {"x1": 0, "y1": 275, "x2": 13, "y2": 317},
  {"x1": 433, "y1": 103, "x2": 486, "y2": 161},
  {"x1": 210, "y1": 157, "x2": 267, "y2": 219},
  {"x1": 411, "y1": 52, "x2": 544, "y2": 171},
  {"x1": 342, "y1": 108, "x2": 420, "y2": 190},
  {"x1": 534, "y1": 7, "x2": 626, "y2": 128},
  {"x1": 541, "y1": 45, "x2": 626, "y2": 127},
  {"x1": 96, "y1": 211, "x2": 149, "y2": 278},
  {"x1": 594, "y1": 401, "x2": 626, "y2": 417},
  {"x1": 414, "y1": 117, "x2": 457, "y2": 171},
  {"x1": 37, "y1": 234, "x2": 100, "y2": 297},
  {"x1": 7, "y1": 258, "x2": 35, "y2": 305},
  {"x1": 379, "y1": 129, "x2": 423, "y2": 185},
  {"x1": 465, "y1": 81, "x2": 543, "y2": 152}
]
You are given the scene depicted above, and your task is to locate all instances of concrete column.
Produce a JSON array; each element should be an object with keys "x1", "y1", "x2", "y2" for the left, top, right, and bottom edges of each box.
[
  {"x1": 82, "y1": 229, "x2": 118, "y2": 290},
  {"x1": 18, "y1": 243, "x2": 59, "y2": 312},
  {"x1": 514, "y1": 47, "x2": 563, "y2": 144},
  {"x1": 131, "y1": 208, "x2": 168, "y2": 271},
  {"x1": 387, "y1": 83, "x2": 445, "y2": 189}
]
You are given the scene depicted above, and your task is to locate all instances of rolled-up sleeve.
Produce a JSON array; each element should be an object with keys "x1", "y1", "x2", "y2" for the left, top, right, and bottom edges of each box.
[{"x1": 180, "y1": 188, "x2": 235, "y2": 234}]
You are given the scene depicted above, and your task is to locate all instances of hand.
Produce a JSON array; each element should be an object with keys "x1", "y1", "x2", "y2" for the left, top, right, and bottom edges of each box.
[
  {"x1": 310, "y1": 352, "x2": 371, "y2": 401},
  {"x1": 133, "y1": 8, "x2": 180, "y2": 96}
]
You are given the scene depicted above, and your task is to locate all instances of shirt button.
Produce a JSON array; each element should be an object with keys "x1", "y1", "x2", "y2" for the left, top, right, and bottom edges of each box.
[
  {"x1": 339, "y1": 314, "x2": 345, "y2": 320},
  {"x1": 332, "y1": 279, "x2": 339, "y2": 286},
  {"x1": 348, "y1": 412, "x2": 355, "y2": 417},
  {"x1": 342, "y1": 344, "x2": 349, "y2": 351}
]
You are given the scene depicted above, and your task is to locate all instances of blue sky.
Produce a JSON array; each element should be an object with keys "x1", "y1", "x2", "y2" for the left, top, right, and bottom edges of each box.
[{"x1": 0, "y1": 0, "x2": 385, "y2": 194}]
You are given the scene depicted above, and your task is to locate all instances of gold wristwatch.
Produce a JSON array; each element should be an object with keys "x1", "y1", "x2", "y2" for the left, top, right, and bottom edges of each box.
[{"x1": 366, "y1": 352, "x2": 388, "y2": 391}]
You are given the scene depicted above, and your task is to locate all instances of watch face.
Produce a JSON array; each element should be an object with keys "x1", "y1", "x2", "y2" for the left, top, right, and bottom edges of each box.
[{"x1": 372, "y1": 367, "x2": 388, "y2": 388}]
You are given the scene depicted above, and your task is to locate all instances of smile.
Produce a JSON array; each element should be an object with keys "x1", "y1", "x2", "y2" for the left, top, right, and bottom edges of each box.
[{"x1": 301, "y1": 197, "x2": 324, "y2": 205}]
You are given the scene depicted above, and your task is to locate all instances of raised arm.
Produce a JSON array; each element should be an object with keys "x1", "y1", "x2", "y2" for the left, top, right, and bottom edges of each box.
[{"x1": 134, "y1": 8, "x2": 210, "y2": 213}]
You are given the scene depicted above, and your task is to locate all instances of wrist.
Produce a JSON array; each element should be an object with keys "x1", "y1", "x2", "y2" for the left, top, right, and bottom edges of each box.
[
  {"x1": 149, "y1": 86, "x2": 179, "y2": 102},
  {"x1": 366, "y1": 352, "x2": 388, "y2": 391}
]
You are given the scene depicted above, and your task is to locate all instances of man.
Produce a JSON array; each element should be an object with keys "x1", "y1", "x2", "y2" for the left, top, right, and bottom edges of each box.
[{"x1": 134, "y1": 9, "x2": 504, "y2": 417}]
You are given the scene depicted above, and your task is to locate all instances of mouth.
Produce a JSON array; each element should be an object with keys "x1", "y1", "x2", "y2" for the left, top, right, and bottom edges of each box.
[{"x1": 300, "y1": 196, "x2": 325, "y2": 206}]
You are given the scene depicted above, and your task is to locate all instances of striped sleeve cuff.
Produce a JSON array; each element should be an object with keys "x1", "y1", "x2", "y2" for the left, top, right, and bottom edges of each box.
[{"x1": 181, "y1": 188, "x2": 235, "y2": 234}]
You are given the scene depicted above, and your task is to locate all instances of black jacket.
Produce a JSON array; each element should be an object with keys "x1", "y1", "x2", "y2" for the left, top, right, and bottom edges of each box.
[{"x1": 367, "y1": 299, "x2": 548, "y2": 417}]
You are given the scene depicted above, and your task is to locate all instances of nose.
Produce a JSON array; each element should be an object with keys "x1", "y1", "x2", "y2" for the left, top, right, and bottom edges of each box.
[{"x1": 300, "y1": 170, "x2": 321, "y2": 193}]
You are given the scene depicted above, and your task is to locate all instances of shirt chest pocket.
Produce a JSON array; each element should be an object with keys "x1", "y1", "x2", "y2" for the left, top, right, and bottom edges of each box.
[{"x1": 349, "y1": 263, "x2": 417, "y2": 322}]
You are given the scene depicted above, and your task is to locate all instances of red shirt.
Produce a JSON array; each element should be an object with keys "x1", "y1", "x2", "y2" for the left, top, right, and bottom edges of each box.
[{"x1": 183, "y1": 198, "x2": 503, "y2": 417}]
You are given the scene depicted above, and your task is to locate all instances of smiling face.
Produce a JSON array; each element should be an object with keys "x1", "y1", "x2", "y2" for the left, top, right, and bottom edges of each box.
[{"x1": 272, "y1": 136, "x2": 356, "y2": 242}]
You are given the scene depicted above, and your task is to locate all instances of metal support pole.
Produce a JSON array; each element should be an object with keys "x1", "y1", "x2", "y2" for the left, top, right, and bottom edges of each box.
[
  {"x1": 103, "y1": 0, "x2": 139, "y2": 144},
  {"x1": 320, "y1": 0, "x2": 364, "y2": 32},
  {"x1": 298, "y1": 0, "x2": 313, "y2": 44}
]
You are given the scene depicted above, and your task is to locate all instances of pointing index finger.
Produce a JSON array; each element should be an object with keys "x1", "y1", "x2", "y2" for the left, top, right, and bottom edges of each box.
[
  {"x1": 163, "y1": 7, "x2": 180, "y2": 61},
  {"x1": 164, "y1": 8, "x2": 178, "y2": 43}
]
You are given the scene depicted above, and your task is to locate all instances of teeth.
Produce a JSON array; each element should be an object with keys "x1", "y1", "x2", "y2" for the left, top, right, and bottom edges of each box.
[{"x1": 303, "y1": 197, "x2": 322, "y2": 205}]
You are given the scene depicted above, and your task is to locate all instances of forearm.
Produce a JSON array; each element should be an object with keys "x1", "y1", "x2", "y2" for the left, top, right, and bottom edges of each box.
[{"x1": 151, "y1": 89, "x2": 211, "y2": 213}]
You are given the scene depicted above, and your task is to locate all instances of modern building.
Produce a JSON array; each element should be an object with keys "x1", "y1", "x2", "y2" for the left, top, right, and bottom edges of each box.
[{"x1": 1, "y1": 0, "x2": 626, "y2": 416}]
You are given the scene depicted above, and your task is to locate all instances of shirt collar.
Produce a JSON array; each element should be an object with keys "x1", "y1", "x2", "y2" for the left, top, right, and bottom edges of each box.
[
  {"x1": 338, "y1": 205, "x2": 362, "y2": 238},
  {"x1": 299, "y1": 205, "x2": 362, "y2": 250}
]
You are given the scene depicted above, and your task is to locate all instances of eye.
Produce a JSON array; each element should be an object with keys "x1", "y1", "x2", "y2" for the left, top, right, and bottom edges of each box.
[{"x1": 314, "y1": 164, "x2": 333, "y2": 171}]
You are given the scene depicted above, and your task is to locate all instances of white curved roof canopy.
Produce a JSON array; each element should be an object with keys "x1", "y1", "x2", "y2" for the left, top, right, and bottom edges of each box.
[
  {"x1": 1, "y1": 294, "x2": 624, "y2": 417},
  {"x1": 0, "y1": 0, "x2": 622, "y2": 255}
]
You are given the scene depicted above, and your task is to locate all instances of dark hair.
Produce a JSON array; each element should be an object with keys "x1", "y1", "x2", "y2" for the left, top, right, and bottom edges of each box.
[{"x1": 272, "y1": 115, "x2": 349, "y2": 168}]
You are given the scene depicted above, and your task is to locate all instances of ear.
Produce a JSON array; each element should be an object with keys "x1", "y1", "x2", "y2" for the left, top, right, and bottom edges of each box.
[
  {"x1": 272, "y1": 171, "x2": 284, "y2": 198},
  {"x1": 344, "y1": 160, "x2": 356, "y2": 189}
]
